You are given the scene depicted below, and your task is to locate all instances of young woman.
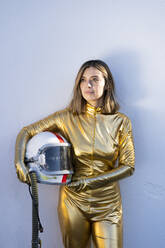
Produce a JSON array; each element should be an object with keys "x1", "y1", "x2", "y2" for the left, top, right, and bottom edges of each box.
[{"x1": 15, "y1": 60, "x2": 135, "y2": 248}]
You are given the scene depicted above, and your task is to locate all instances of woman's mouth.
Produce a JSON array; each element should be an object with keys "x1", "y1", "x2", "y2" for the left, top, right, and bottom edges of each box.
[{"x1": 85, "y1": 91, "x2": 94, "y2": 94}]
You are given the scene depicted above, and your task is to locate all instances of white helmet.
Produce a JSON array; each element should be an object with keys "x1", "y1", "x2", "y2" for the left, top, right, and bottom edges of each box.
[{"x1": 25, "y1": 131, "x2": 73, "y2": 185}]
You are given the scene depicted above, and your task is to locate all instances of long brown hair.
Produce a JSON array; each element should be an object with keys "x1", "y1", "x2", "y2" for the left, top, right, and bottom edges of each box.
[{"x1": 68, "y1": 60, "x2": 120, "y2": 114}]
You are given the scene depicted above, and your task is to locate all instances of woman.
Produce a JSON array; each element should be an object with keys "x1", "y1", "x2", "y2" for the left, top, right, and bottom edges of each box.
[{"x1": 15, "y1": 60, "x2": 135, "y2": 248}]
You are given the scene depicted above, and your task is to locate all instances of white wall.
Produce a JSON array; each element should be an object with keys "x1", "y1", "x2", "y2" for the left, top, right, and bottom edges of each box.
[{"x1": 1, "y1": 0, "x2": 165, "y2": 247}]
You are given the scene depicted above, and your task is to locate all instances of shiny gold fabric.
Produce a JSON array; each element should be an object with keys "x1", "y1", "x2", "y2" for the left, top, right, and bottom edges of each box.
[{"x1": 15, "y1": 103, "x2": 135, "y2": 248}]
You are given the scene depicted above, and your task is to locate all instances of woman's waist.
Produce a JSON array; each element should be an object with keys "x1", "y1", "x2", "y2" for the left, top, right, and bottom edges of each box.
[
  {"x1": 72, "y1": 161, "x2": 115, "y2": 181},
  {"x1": 63, "y1": 181, "x2": 121, "y2": 200}
]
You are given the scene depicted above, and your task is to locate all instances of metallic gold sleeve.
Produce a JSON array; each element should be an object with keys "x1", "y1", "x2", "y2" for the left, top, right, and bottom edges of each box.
[
  {"x1": 68, "y1": 165, "x2": 133, "y2": 191},
  {"x1": 14, "y1": 112, "x2": 63, "y2": 183},
  {"x1": 67, "y1": 115, "x2": 135, "y2": 191},
  {"x1": 118, "y1": 116, "x2": 135, "y2": 169},
  {"x1": 15, "y1": 128, "x2": 31, "y2": 184}
]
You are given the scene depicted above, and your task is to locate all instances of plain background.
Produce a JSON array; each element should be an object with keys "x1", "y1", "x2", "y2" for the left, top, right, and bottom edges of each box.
[{"x1": 1, "y1": 0, "x2": 165, "y2": 247}]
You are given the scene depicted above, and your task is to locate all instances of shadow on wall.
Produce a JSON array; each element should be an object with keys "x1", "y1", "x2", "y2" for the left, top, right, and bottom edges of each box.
[
  {"x1": 105, "y1": 51, "x2": 162, "y2": 167},
  {"x1": 106, "y1": 51, "x2": 144, "y2": 165}
]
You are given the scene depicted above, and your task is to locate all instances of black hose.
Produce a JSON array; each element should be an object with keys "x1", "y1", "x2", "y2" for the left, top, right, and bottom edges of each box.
[{"x1": 29, "y1": 172, "x2": 43, "y2": 248}]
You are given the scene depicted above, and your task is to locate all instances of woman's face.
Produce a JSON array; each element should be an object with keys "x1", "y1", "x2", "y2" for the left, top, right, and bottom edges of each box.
[{"x1": 80, "y1": 67, "x2": 105, "y2": 107}]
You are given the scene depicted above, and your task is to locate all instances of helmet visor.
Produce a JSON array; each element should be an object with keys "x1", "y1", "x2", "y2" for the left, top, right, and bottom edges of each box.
[{"x1": 39, "y1": 145, "x2": 73, "y2": 174}]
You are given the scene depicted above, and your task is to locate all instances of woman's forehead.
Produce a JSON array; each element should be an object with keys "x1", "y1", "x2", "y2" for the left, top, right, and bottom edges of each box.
[{"x1": 82, "y1": 67, "x2": 103, "y2": 77}]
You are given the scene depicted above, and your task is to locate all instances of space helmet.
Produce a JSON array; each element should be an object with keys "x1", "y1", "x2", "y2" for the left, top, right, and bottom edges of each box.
[{"x1": 25, "y1": 131, "x2": 73, "y2": 185}]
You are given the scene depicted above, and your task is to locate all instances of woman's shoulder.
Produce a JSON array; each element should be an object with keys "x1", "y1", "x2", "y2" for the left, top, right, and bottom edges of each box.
[
  {"x1": 53, "y1": 107, "x2": 71, "y2": 117},
  {"x1": 115, "y1": 111, "x2": 130, "y2": 120},
  {"x1": 52, "y1": 107, "x2": 68, "y2": 116},
  {"x1": 114, "y1": 112, "x2": 133, "y2": 132},
  {"x1": 110, "y1": 111, "x2": 132, "y2": 127}
]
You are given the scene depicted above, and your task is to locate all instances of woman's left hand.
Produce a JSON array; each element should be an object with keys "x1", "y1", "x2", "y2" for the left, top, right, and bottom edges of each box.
[{"x1": 67, "y1": 179, "x2": 87, "y2": 192}]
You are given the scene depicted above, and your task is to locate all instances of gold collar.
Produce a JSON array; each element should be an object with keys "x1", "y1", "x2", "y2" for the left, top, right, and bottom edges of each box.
[{"x1": 86, "y1": 103, "x2": 102, "y2": 116}]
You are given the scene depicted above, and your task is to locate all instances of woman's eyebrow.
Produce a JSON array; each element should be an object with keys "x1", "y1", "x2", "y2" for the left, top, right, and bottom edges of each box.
[{"x1": 81, "y1": 75, "x2": 99, "y2": 79}]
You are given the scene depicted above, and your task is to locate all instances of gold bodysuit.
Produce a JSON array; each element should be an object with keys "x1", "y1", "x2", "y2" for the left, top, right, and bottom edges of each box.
[{"x1": 15, "y1": 103, "x2": 135, "y2": 248}]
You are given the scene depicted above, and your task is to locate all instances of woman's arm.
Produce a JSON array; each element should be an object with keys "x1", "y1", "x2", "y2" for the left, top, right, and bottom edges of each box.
[
  {"x1": 68, "y1": 116, "x2": 135, "y2": 191},
  {"x1": 15, "y1": 112, "x2": 63, "y2": 184}
]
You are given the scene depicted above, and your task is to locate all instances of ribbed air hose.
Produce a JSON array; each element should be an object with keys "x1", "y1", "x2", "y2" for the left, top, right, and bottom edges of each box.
[{"x1": 29, "y1": 172, "x2": 42, "y2": 248}]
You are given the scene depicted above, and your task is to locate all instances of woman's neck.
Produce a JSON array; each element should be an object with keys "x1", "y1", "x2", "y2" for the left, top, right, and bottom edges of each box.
[{"x1": 87, "y1": 98, "x2": 104, "y2": 108}]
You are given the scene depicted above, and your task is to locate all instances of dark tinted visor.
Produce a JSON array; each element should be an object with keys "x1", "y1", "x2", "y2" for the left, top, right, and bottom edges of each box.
[{"x1": 40, "y1": 146, "x2": 73, "y2": 173}]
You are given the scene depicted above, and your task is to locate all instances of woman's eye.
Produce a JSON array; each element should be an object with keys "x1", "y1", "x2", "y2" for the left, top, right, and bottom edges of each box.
[
  {"x1": 93, "y1": 77, "x2": 99, "y2": 82},
  {"x1": 80, "y1": 78, "x2": 85, "y2": 82}
]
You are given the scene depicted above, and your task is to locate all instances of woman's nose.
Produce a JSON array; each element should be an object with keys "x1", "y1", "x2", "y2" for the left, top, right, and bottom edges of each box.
[{"x1": 87, "y1": 81, "x2": 92, "y2": 88}]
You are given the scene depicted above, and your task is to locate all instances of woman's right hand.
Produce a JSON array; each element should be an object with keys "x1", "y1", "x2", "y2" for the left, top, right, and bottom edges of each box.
[{"x1": 15, "y1": 161, "x2": 31, "y2": 184}]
